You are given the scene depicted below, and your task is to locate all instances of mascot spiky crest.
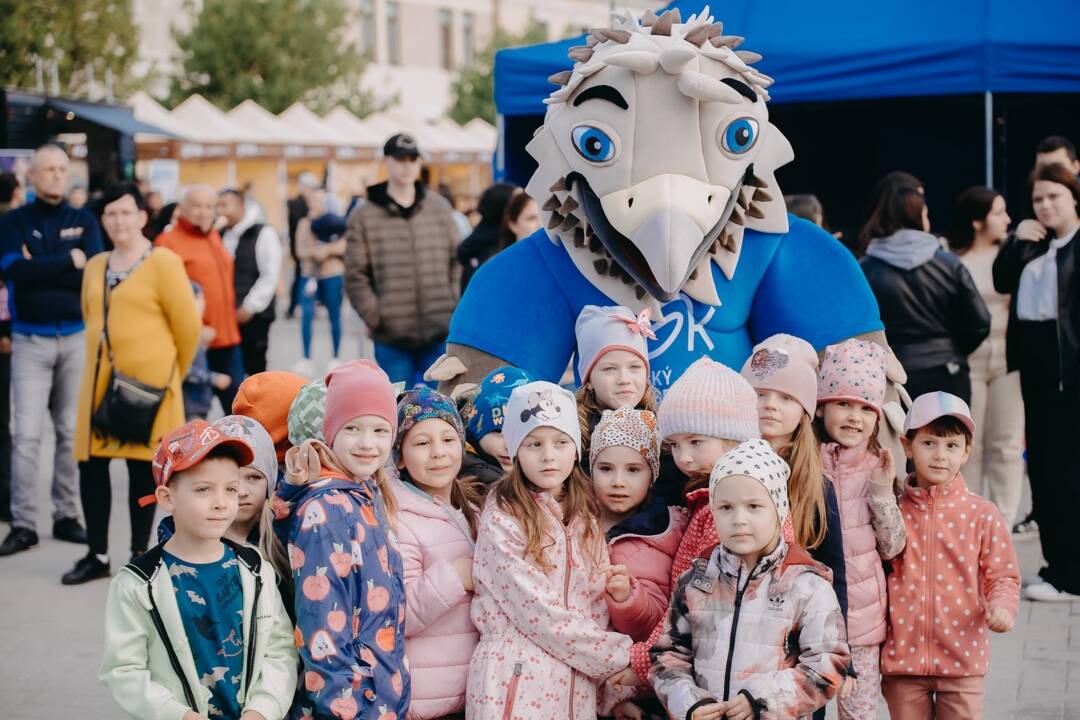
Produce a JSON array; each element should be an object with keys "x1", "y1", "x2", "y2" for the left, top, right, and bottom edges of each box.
[{"x1": 525, "y1": 5, "x2": 793, "y2": 310}]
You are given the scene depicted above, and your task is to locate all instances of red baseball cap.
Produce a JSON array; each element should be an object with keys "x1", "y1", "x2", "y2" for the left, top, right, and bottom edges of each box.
[{"x1": 141, "y1": 420, "x2": 255, "y2": 506}]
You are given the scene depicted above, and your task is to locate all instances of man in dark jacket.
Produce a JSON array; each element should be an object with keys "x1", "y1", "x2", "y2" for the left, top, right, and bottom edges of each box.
[
  {"x1": 0, "y1": 145, "x2": 103, "y2": 556},
  {"x1": 344, "y1": 133, "x2": 462, "y2": 386}
]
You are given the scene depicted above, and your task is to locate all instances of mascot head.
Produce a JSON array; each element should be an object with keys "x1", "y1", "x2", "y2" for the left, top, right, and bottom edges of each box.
[{"x1": 526, "y1": 6, "x2": 793, "y2": 310}]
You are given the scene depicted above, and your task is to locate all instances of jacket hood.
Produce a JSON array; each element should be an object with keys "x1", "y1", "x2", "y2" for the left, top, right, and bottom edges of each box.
[
  {"x1": 607, "y1": 494, "x2": 671, "y2": 542},
  {"x1": 462, "y1": 448, "x2": 503, "y2": 484},
  {"x1": 228, "y1": 203, "x2": 262, "y2": 238},
  {"x1": 175, "y1": 216, "x2": 214, "y2": 237},
  {"x1": 865, "y1": 229, "x2": 942, "y2": 270},
  {"x1": 366, "y1": 180, "x2": 426, "y2": 212}
]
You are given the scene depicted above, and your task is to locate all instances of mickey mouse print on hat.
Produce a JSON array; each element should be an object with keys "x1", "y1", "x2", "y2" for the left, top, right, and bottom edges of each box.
[
  {"x1": 816, "y1": 338, "x2": 888, "y2": 416},
  {"x1": 503, "y1": 381, "x2": 582, "y2": 460},
  {"x1": 709, "y1": 438, "x2": 791, "y2": 527}
]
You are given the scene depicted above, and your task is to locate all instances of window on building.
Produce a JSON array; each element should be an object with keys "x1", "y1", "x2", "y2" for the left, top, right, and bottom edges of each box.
[
  {"x1": 439, "y1": 9, "x2": 453, "y2": 70},
  {"x1": 462, "y1": 11, "x2": 475, "y2": 67},
  {"x1": 386, "y1": 1, "x2": 402, "y2": 66},
  {"x1": 358, "y1": 0, "x2": 375, "y2": 58}
]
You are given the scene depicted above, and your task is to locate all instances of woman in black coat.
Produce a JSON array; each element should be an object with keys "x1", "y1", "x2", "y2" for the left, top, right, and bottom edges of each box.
[
  {"x1": 993, "y1": 163, "x2": 1080, "y2": 602},
  {"x1": 858, "y1": 171, "x2": 991, "y2": 402},
  {"x1": 457, "y1": 182, "x2": 517, "y2": 292}
]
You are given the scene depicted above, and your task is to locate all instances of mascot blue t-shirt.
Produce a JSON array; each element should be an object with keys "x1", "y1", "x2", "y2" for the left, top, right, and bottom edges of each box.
[{"x1": 449, "y1": 217, "x2": 882, "y2": 396}]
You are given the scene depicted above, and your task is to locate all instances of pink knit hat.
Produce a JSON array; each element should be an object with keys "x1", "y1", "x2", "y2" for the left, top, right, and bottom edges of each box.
[
  {"x1": 740, "y1": 333, "x2": 819, "y2": 417},
  {"x1": 816, "y1": 339, "x2": 887, "y2": 415},
  {"x1": 658, "y1": 357, "x2": 760, "y2": 442},
  {"x1": 575, "y1": 305, "x2": 655, "y2": 382},
  {"x1": 322, "y1": 359, "x2": 397, "y2": 446}
]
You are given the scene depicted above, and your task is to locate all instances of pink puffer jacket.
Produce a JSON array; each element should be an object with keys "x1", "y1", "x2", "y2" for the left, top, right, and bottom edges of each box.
[
  {"x1": 391, "y1": 479, "x2": 478, "y2": 719},
  {"x1": 466, "y1": 493, "x2": 631, "y2": 720},
  {"x1": 606, "y1": 497, "x2": 689, "y2": 641},
  {"x1": 821, "y1": 442, "x2": 907, "y2": 646}
]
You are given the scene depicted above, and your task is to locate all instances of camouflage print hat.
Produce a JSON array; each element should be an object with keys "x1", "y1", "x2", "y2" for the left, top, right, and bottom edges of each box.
[{"x1": 288, "y1": 379, "x2": 327, "y2": 446}]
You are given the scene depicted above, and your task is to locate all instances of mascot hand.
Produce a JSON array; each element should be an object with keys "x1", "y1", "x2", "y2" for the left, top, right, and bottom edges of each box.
[{"x1": 432, "y1": 343, "x2": 515, "y2": 398}]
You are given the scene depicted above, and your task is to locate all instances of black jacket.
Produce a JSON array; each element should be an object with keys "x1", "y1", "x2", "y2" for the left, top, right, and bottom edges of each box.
[
  {"x1": 992, "y1": 230, "x2": 1080, "y2": 388},
  {"x1": 860, "y1": 243, "x2": 990, "y2": 372}
]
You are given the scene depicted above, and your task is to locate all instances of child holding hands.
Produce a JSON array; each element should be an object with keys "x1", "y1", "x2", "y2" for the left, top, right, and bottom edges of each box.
[
  {"x1": 881, "y1": 392, "x2": 1020, "y2": 719},
  {"x1": 650, "y1": 439, "x2": 850, "y2": 720},
  {"x1": 466, "y1": 381, "x2": 631, "y2": 719},
  {"x1": 815, "y1": 339, "x2": 907, "y2": 720}
]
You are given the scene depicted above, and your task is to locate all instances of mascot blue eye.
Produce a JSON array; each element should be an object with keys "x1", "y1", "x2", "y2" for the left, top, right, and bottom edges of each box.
[
  {"x1": 721, "y1": 117, "x2": 759, "y2": 154},
  {"x1": 571, "y1": 125, "x2": 617, "y2": 163}
]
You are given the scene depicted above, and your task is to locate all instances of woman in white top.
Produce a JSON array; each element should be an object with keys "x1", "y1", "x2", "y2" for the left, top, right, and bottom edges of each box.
[
  {"x1": 992, "y1": 163, "x2": 1080, "y2": 602},
  {"x1": 948, "y1": 187, "x2": 1025, "y2": 528}
]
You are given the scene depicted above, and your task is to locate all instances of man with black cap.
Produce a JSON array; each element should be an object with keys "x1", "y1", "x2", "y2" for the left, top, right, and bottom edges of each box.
[{"x1": 344, "y1": 133, "x2": 462, "y2": 386}]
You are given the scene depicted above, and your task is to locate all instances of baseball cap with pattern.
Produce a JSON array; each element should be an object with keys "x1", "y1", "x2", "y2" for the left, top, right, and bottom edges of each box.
[{"x1": 152, "y1": 419, "x2": 255, "y2": 488}]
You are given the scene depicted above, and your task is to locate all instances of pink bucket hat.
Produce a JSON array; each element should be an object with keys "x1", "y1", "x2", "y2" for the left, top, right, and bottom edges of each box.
[
  {"x1": 816, "y1": 339, "x2": 887, "y2": 415},
  {"x1": 740, "y1": 333, "x2": 819, "y2": 417},
  {"x1": 903, "y1": 391, "x2": 975, "y2": 435},
  {"x1": 575, "y1": 305, "x2": 655, "y2": 382}
]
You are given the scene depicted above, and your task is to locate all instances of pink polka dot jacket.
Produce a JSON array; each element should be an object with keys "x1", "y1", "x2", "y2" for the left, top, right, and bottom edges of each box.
[{"x1": 882, "y1": 472, "x2": 1020, "y2": 678}]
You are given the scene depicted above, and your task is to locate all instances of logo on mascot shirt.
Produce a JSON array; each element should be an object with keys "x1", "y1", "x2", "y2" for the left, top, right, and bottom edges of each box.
[{"x1": 646, "y1": 295, "x2": 717, "y2": 396}]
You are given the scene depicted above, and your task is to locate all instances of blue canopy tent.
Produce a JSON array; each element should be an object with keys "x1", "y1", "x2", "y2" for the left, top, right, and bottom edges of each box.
[{"x1": 493, "y1": 0, "x2": 1080, "y2": 234}]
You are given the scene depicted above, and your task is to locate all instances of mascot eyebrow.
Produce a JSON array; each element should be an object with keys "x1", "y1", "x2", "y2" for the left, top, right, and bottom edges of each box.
[
  {"x1": 572, "y1": 85, "x2": 629, "y2": 109},
  {"x1": 721, "y1": 78, "x2": 757, "y2": 103}
]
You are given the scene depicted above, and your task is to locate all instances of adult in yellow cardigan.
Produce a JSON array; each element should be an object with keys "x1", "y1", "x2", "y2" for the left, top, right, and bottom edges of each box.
[{"x1": 63, "y1": 184, "x2": 200, "y2": 585}]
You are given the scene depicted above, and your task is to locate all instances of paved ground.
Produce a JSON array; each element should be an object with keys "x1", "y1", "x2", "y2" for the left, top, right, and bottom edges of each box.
[{"x1": 0, "y1": 312, "x2": 1077, "y2": 719}]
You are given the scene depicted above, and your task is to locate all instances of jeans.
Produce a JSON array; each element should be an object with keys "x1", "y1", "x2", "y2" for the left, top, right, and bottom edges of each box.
[
  {"x1": 300, "y1": 275, "x2": 343, "y2": 359},
  {"x1": 10, "y1": 332, "x2": 84, "y2": 531},
  {"x1": 206, "y1": 344, "x2": 244, "y2": 415},
  {"x1": 374, "y1": 339, "x2": 445, "y2": 387},
  {"x1": 79, "y1": 456, "x2": 156, "y2": 557},
  {"x1": 0, "y1": 350, "x2": 11, "y2": 519}
]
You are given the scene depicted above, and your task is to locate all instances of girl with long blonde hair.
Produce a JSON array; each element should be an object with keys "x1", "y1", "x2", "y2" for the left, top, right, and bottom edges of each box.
[
  {"x1": 740, "y1": 335, "x2": 849, "y2": 620},
  {"x1": 466, "y1": 381, "x2": 631, "y2": 720}
]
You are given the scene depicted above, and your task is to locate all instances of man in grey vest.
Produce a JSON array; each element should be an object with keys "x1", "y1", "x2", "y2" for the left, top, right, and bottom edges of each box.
[{"x1": 218, "y1": 188, "x2": 283, "y2": 375}]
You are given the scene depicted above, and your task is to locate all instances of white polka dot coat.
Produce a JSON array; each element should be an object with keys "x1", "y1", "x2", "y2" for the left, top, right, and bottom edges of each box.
[
  {"x1": 882, "y1": 472, "x2": 1020, "y2": 678},
  {"x1": 465, "y1": 492, "x2": 631, "y2": 719}
]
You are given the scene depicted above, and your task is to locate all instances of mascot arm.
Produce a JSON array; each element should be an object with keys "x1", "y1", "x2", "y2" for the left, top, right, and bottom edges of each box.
[
  {"x1": 751, "y1": 218, "x2": 883, "y2": 353},
  {"x1": 432, "y1": 236, "x2": 579, "y2": 394}
]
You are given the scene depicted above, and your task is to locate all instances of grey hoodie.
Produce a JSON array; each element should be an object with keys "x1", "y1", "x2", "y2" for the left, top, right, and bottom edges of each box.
[{"x1": 864, "y1": 229, "x2": 942, "y2": 270}]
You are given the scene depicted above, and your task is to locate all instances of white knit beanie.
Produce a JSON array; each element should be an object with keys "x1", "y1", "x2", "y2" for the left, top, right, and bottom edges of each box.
[
  {"x1": 575, "y1": 305, "x2": 654, "y2": 382},
  {"x1": 658, "y1": 357, "x2": 760, "y2": 442},
  {"x1": 709, "y1": 438, "x2": 790, "y2": 528},
  {"x1": 503, "y1": 381, "x2": 582, "y2": 460}
]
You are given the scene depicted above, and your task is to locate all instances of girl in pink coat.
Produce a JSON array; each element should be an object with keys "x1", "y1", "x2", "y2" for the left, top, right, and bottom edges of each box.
[
  {"x1": 466, "y1": 381, "x2": 632, "y2": 720},
  {"x1": 815, "y1": 339, "x2": 907, "y2": 720},
  {"x1": 391, "y1": 386, "x2": 482, "y2": 719}
]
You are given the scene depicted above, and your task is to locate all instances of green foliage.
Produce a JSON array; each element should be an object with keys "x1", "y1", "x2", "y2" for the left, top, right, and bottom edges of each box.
[
  {"x1": 0, "y1": 0, "x2": 140, "y2": 96},
  {"x1": 169, "y1": 0, "x2": 377, "y2": 115},
  {"x1": 448, "y1": 19, "x2": 551, "y2": 125}
]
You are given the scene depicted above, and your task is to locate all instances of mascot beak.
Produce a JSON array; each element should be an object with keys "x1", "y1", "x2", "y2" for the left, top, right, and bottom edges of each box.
[{"x1": 596, "y1": 174, "x2": 735, "y2": 300}]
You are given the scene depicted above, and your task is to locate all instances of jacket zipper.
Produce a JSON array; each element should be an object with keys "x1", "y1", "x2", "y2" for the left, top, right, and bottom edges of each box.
[
  {"x1": 923, "y1": 493, "x2": 934, "y2": 676},
  {"x1": 563, "y1": 525, "x2": 575, "y2": 720},
  {"x1": 406, "y1": 207, "x2": 425, "y2": 342},
  {"x1": 722, "y1": 564, "x2": 752, "y2": 702},
  {"x1": 501, "y1": 662, "x2": 523, "y2": 720},
  {"x1": 243, "y1": 573, "x2": 263, "y2": 697},
  {"x1": 147, "y1": 582, "x2": 199, "y2": 710}
]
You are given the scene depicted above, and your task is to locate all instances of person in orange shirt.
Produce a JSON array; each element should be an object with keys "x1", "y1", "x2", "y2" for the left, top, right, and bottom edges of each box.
[
  {"x1": 881, "y1": 392, "x2": 1020, "y2": 719},
  {"x1": 156, "y1": 184, "x2": 244, "y2": 412}
]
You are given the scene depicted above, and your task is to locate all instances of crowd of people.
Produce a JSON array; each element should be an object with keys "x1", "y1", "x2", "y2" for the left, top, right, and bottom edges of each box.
[{"x1": 0, "y1": 127, "x2": 1075, "y2": 720}]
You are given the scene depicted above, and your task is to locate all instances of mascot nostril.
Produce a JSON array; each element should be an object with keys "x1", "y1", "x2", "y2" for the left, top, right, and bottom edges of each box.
[{"x1": 442, "y1": 5, "x2": 885, "y2": 398}]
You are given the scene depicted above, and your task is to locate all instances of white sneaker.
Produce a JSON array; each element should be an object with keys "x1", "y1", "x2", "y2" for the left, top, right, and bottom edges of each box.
[
  {"x1": 291, "y1": 358, "x2": 316, "y2": 379},
  {"x1": 1023, "y1": 580, "x2": 1080, "y2": 602}
]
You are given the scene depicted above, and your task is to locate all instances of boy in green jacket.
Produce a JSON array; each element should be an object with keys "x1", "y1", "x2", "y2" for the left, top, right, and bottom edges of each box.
[{"x1": 100, "y1": 419, "x2": 298, "y2": 720}]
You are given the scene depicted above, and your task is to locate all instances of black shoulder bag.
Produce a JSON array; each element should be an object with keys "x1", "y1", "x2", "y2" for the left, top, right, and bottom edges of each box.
[{"x1": 91, "y1": 255, "x2": 173, "y2": 445}]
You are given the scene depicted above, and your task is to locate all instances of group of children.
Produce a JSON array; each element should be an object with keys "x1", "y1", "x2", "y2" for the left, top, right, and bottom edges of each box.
[{"x1": 99, "y1": 303, "x2": 1021, "y2": 720}]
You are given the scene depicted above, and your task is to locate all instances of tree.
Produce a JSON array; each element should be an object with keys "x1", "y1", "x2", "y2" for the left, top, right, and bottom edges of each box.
[
  {"x1": 0, "y1": 0, "x2": 140, "y2": 97},
  {"x1": 448, "y1": 20, "x2": 550, "y2": 125},
  {"x1": 168, "y1": 0, "x2": 377, "y2": 115}
]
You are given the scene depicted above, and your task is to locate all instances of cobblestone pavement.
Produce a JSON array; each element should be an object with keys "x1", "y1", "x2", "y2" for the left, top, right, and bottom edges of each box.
[{"x1": 1, "y1": 313, "x2": 1076, "y2": 719}]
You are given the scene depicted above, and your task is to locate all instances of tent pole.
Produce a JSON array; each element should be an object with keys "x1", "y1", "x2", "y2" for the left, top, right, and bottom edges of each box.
[
  {"x1": 495, "y1": 112, "x2": 505, "y2": 181},
  {"x1": 984, "y1": 91, "x2": 993, "y2": 188}
]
